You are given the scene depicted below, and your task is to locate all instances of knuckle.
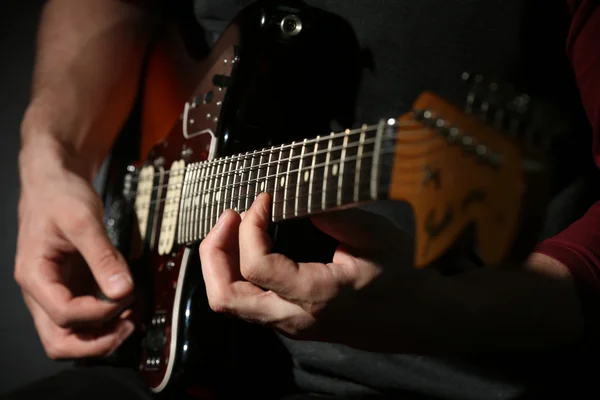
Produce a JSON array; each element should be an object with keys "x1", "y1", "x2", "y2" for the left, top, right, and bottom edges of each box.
[
  {"x1": 93, "y1": 248, "x2": 121, "y2": 273},
  {"x1": 240, "y1": 261, "x2": 260, "y2": 283},
  {"x1": 43, "y1": 340, "x2": 65, "y2": 360},
  {"x1": 50, "y1": 308, "x2": 71, "y2": 329},
  {"x1": 207, "y1": 290, "x2": 231, "y2": 314},
  {"x1": 198, "y1": 239, "x2": 211, "y2": 259},
  {"x1": 68, "y1": 206, "x2": 96, "y2": 236},
  {"x1": 13, "y1": 266, "x2": 26, "y2": 288}
]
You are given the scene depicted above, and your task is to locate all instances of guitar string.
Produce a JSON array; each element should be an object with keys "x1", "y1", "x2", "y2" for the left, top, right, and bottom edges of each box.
[
  {"x1": 172, "y1": 171, "x2": 424, "y2": 243},
  {"x1": 141, "y1": 146, "x2": 429, "y2": 208},
  {"x1": 141, "y1": 132, "x2": 449, "y2": 207},
  {"x1": 158, "y1": 156, "x2": 393, "y2": 216},
  {"x1": 143, "y1": 140, "x2": 459, "y2": 242},
  {"x1": 139, "y1": 135, "x2": 405, "y2": 196},
  {"x1": 136, "y1": 129, "x2": 440, "y2": 199},
  {"x1": 151, "y1": 156, "x2": 423, "y2": 240},
  {"x1": 168, "y1": 169, "x2": 398, "y2": 243},
  {"x1": 128, "y1": 121, "x2": 432, "y2": 182},
  {"x1": 144, "y1": 141, "x2": 448, "y2": 210}
]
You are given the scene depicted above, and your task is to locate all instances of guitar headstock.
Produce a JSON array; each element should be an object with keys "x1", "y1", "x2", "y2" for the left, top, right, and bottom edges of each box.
[{"x1": 389, "y1": 86, "x2": 549, "y2": 268}]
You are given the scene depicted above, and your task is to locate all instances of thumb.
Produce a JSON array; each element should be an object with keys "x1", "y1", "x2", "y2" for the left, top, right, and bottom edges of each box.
[
  {"x1": 62, "y1": 211, "x2": 134, "y2": 300},
  {"x1": 310, "y1": 208, "x2": 411, "y2": 251}
]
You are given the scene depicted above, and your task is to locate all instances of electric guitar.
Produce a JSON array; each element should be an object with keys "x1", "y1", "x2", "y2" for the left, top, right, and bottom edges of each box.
[{"x1": 99, "y1": 0, "x2": 557, "y2": 396}]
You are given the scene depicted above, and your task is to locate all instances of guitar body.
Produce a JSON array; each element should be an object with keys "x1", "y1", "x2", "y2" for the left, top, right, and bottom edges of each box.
[
  {"x1": 103, "y1": 0, "x2": 362, "y2": 396},
  {"x1": 99, "y1": 0, "x2": 557, "y2": 397}
]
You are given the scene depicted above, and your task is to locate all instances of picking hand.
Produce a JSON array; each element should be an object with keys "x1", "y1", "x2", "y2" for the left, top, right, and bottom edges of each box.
[
  {"x1": 15, "y1": 140, "x2": 135, "y2": 360},
  {"x1": 199, "y1": 193, "x2": 413, "y2": 347}
]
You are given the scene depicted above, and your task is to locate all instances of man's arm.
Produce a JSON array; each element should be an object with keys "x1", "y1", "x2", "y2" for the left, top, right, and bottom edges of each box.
[
  {"x1": 15, "y1": 0, "x2": 160, "y2": 359},
  {"x1": 21, "y1": 0, "x2": 158, "y2": 179},
  {"x1": 433, "y1": 0, "x2": 600, "y2": 354}
]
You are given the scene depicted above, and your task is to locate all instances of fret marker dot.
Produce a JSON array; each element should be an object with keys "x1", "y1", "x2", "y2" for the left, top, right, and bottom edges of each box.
[
  {"x1": 260, "y1": 182, "x2": 265, "y2": 191},
  {"x1": 280, "y1": 177, "x2": 286, "y2": 187},
  {"x1": 332, "y1": 164, "x2": 338, "y2": 176},
  {"x1": 304, "y1": 171, "x2": 310, "y2": 182}
]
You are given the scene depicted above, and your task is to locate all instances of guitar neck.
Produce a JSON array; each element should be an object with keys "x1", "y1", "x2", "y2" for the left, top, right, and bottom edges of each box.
[{"x1": 174, "y1": 119, "x2": 397, "y2": 245}]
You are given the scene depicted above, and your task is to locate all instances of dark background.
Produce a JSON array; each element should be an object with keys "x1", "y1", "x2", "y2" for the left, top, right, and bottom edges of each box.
[{"x1": 0, "y1": 1, "x2": 65, "y2": 393}]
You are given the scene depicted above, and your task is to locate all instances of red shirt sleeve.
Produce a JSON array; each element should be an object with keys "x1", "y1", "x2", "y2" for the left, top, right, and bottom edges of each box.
[{"x1": 534, "y1": 0, "x2": 600, "y2": 340}]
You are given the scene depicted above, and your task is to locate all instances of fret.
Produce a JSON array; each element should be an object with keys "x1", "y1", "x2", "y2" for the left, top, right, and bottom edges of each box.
[
  {"x1": 179, "y1": 165, "x2": 191, "y2": 243},
  {"x1": 215, "y1": 157, "x2": 228, "y2": 227},
  {"x1": 186, "y1": 164, "x2": 197, "y2": 243},
  {"x1": 220, "y1": 158, "x2": 231, "y2": 221},
  {"x1": 246, "y1": 151, "x2": 259, "y2": 211},
  {"x1": 321, "y1": 133, "x2": 335, "y2": 210},
  {"x1": 185, "y1": 164, "x2": 196, "y2": 243},
  {"x1": 354, "y1": 125, "x2": 368, "y2": 202},
  {"x1": 193, "y1": 163, "x2": 204, "y2": 242},
  {"x1": 326, "y1": 132, "x2": 345, "y2": 209},
  {"x1": 238, "y1": 153, "x2": 251, "y2": 213},
  {"x1": 231, "y1": 155, "x2": 242, "y2": 211},
  {"x1": 203, "y1": 160, "x2": 218, "y2": 238},
  {"x1": 336, "y1": 130, "x2": 352, "y2": 206},
  {"x1": 194, "y1": 162, "x2": 207, "y2": 241},
  {"x1": 308, "y1": 136, "x2": 327, "y2": 213},
  {"x1": 224, "y1": 156, "x2": 235, "y2": 213},
  {"x1": 370, "y1": 120, "x2": 386, "y2": 200},
  {"x1": 198, "y1": 161, "x2": 211, "y2": 239},
  {"x1": 294, "y1": 139, "x2": 308, "y2": 217},
  {"x1": 188, "y1": 163, "x2": 197, "y2": 242},
  {"x1": 255, "y1": 150, "x2": 267, "y2": 196},
  {"x1": 265, "y1": 146, "x2": 276, "y2": 206},
  {"x1": 208, "y1": 160, "x2": 223, "y2": 234},
  {"x1": 283, "y1": 142, "x2": 296, "y2": 219},
  {"x1": 272, "y1": 144, "x2": 285, "y2": 221},
  {"x1": 307, "y1": 137, "x2": 318, "y2": 213},
  {"x1": 275, "y1": 144, "x2": 291, "y2": 221}
]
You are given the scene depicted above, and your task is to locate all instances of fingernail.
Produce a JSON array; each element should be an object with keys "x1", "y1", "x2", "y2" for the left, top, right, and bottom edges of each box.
[{"x1": 108, "y1": 273, "x2": 133, "y2": 296}]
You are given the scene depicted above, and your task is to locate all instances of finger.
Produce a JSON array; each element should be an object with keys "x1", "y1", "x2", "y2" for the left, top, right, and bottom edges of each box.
[
  {"x1": 200, "y1": 209, "x2": 245, "y2": 285},
  {"x1": 200, "y1": 210, "x2": 300, "y2": 321},
  {"x1": 20, "y1": 256, "x2": 132, "y2": 328},
  {"x1": 25, "y1": 294, "x2": 135, "y2": 360},
  {"x1": 238, "y1": 194, "x2": 346, "y2": 300},
  {"x1": 200, "y1": 210, "x2": 265, "y2": 310},
  {"x1": 60, "y1": 209, "x2": 133, "y2": 300},
  {"x1": 310, "y1": 208, "x2": 411, "y2": 250}
]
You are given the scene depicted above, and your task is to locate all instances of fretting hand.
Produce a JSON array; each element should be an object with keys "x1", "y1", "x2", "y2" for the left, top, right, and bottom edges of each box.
[{"x1": 199, "y1": 192, "x2": 417, "y2": 348}]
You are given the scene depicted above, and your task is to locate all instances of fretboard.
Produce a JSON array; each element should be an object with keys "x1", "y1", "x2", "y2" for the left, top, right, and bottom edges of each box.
[{"x1": 173, "y1": 119, "x2": 395, "y2": 245}]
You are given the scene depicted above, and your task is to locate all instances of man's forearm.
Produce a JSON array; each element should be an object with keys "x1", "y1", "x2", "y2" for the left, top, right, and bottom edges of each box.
[
  {"x1": 445, "y1": 253, "x2": 583, "y2": 353},
  {"x1": 21, "y1": 0, "x2": 157, "y2": 179},
  {"x1": 356, "y1": 254, "x2": 583, "y2": 356}
]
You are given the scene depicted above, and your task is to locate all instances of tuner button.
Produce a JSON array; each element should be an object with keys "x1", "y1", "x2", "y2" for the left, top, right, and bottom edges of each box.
[
  {"x1": 204, "y1": 91, "x2": 214, "y2": 104},
  {"x1": 212, "y1": 74, "x2": 231, "y2": 88}
]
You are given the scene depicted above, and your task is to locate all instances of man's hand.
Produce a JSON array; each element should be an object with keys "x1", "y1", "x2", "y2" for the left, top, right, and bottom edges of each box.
[
  {"x1": 199, "y1": 192, "x2": 415, "y2": 347},
  {"x1": 14, "y1": 139, "x2": 135, "y2": 360}
]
